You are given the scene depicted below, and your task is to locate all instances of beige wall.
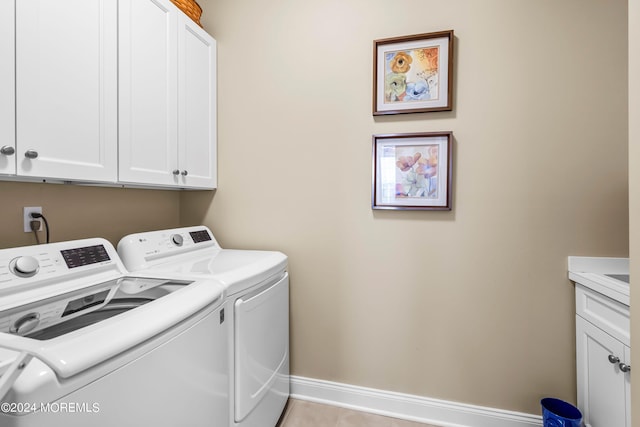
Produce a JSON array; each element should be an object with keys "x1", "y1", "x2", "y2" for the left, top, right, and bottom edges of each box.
[
  {"x1": 629, "y1": 0, "x2": 639, "y2": 425},
  {"x1": 0, "y1": 0, "x2": 627, "y2": 418},
  {"x1": 0, "y1": 182, "x2": 180, "y2": 249},
  {"x1": 183, "y1": 0, "x2": 630, "y2": 415}
]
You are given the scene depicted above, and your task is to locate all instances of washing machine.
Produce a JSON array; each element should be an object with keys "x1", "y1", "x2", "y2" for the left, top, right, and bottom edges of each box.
[
  {"x1": 0, "y1": 238, "x2": 229, "y2": 427},
  {"x1": 117, "y1": 226, "x2": 289, "y2": 427}
]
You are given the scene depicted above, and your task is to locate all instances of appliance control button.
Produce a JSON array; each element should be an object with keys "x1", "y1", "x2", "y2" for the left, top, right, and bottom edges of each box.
[
  {"x1": 11, "y1": 313, "x2": 40, "y2": 335},
  {"x1": 12, "y1": 256, "x2": 40, "y2": 277},
  {"x1": 171, "y1": 234, "x2": 184, "y2": 246}
]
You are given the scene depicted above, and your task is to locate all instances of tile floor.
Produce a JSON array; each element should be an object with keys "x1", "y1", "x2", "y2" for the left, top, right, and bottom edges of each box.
[{"x1": 276, "y1": 399, "x2": 441, "y2": 427}]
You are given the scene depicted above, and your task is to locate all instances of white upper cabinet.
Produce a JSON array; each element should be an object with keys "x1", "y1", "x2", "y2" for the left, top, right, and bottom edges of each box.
[
  {"x1": 15, "y1": 0, "x2": 118, "y2": 182},
  {"x1": 177, "y1": 15, "x2": 217, "y2": 189},
  {"x1": 1, "y1": 0, "x2": 215, "y2": 189},
  {"x1": 0, "y1": 0, "x2": 16, "y2": 175},
  {"x1": 118, "y1": 0, "x2": 178, "y2": 187},
  {"x1": 119, "y1": 0, "x2": 217, "y2": 189}
]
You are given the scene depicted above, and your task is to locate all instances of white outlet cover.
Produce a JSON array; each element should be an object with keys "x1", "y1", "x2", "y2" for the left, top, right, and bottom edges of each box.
[{"x1": 24, "y1": 207, "x2": 43, "y2": 232}]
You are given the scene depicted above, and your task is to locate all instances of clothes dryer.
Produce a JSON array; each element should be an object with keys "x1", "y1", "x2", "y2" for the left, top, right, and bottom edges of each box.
[
  {"x1": 0, "y1": 238, "x2": 229, "y2": 427},
  {"x1": 117, "y1": 226, "x2": 289, "y2": 427}
]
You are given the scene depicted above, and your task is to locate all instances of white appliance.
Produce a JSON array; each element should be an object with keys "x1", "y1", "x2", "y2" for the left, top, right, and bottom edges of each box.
[
  {"x1": 117, "y1": 226, "x2": 289, "y2": 427},
  {"x1": 0, "y1": 238, "x2": 229, "y2": 427}
]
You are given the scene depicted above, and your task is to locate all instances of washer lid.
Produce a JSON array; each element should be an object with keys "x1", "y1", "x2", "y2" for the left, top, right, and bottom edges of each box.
[
  {"x1": 0, "y1": 277, "x2": 224, "y2": 378},
  {"x1": 141, "y1": 249, "x2": 287, "y2": 296}
]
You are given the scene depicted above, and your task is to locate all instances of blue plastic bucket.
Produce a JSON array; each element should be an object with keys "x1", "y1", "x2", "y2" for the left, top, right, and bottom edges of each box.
[{"x1": 540, "y1": 398, "x2": 582, "y2": 427}]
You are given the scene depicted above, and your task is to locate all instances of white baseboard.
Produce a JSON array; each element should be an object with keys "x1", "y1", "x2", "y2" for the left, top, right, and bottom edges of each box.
[{"x1": 290, "y1": 376, "x2": 543, "y2": 427}]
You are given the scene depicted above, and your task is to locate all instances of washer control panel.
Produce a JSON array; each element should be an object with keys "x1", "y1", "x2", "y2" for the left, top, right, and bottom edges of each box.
[
  {"x1": 0, "y1": 239, "x2": 118, "y2": 295},
  {"x1": 60, "y1": 244, "x2": 111, "y2": 269}
]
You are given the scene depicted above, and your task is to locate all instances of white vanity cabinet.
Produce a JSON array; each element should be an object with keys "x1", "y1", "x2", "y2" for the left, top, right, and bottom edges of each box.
[
  {"x1": 14, "y1": 0, "x2": 118, "y2": 182},
  {"x1": 119, "y1": 0, "x2": 217, "y2": 189},
  {"x1": 576, "y1": 319, "x2": 630, "y2": 427},
  {"x1": 569, "y1": 257, "x2": 631, "y2": 427},
  {"x1": 0, "y1": 0, "x2": 15, "y2": 175}
]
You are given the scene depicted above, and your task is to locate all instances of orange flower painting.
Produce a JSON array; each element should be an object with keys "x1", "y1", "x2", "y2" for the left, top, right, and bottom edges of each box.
[
  {"x1": 374, "y1": 31, "x2": 453, "y2": 115},
  {"x1": 384, "y1": 46, "x2": 440, "y2": 104}
]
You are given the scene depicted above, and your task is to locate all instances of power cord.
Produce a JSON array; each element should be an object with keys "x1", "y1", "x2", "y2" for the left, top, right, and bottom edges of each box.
[
  {"x1": 29, "y1": 220, "x2": 40, "y2": 244},
  {"x1": 30, "y1": 212, "x2": 50, "y2": 244}
]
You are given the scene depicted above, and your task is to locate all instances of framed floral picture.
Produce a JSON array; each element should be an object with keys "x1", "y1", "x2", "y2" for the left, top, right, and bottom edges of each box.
[
  {"x1": 372, "y1": 132, "x2": 452, "y2": 210},
  {"x1": 373, "y1": 30, "x2": 454, "y2": 115}
]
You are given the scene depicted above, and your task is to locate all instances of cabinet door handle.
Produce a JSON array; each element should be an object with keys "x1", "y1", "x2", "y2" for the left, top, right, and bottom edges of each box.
[
  {"x1": 0, "y1": 146, "x2": 15, "y2": 156},
  {"x1": 24, "y1": 150, "x2": 38, "y2": 159},
  {"x1": 620, "y1": 363, "x2": 631, "y2": 373},
  {"x1": 609, "y1": 355, "x2": 620, "y2": 364},
  {"x1": 172, "y1": 169, "x2": 180, "y2": 175},
  {"x1": 181, "y1": 170, "x2": 188, "y2": 176}
]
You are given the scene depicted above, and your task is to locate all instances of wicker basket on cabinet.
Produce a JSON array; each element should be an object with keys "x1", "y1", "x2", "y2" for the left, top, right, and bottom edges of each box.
[{"x1": 171, "y1": 0, "x2": 202, "y2": 27}]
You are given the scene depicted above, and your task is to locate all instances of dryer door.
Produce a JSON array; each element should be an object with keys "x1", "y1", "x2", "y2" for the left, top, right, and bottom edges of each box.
[{"x1": 234, "y1": 272, "x2": 289, "y2": 422}]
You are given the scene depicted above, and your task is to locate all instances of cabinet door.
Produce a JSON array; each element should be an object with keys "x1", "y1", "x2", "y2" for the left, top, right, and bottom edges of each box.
[
  {"x1": 0, "y1": 0, "x2": 16, "y2": 175},
  {"x1": 15, "y1": 0, "x2": 117, "y2": 182},
  {"x1": 119, "y1": 0, "x2": 179, "y2": 186},
  {"x1": 624, "y1": 345, "x2": 631, "y2": 427},
  {"x1": 576, "y1": 316, "x2": 628, "y2": 427},
  {"x1": 177, "y1": 15, "x2": 217, "y2": 189}
]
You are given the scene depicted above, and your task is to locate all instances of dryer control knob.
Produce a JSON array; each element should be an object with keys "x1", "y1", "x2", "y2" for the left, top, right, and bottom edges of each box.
[
  {"x1": 11, "y1": 256, "x2": 40, "y2": 277},
  {"x1": 171, "y1": 234, "x2": 184, "y2": 246}
]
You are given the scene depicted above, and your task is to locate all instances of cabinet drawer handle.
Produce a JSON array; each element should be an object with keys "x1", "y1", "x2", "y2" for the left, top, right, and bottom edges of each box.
[
  {"x1": 0, "y1": 145, "x2": 15, "y2": 156},
  {"x1": 608, "y1": 355, "x2": 620, "y2": 364},
  {"x1": 620, "y1": 363, "x2": 631, "y2": 373},
  {"x1": 172, "y1": 169, "x2": 180, "y2": 175},
  {"x1": 181, "y1": 170, "x2": 188, "y2": 176},
  {"x1": 24, "y1": 150, "x2": 38, "y2": 159}
]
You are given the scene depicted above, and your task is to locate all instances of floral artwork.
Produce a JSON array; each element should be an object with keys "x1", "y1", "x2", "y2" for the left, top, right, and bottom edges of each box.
[
  {"x1": 384, "y1": 48, "x2": 439, "y2": 104},
  {"x1": 394, "y1": 145, "x2": 439, "y2": 199},
  {"x1": 372, "y1": 132, "x2": 452, "y2": 210},
  {"x1": 374, "y1": 31, "x2": 453, "y2": 115}
]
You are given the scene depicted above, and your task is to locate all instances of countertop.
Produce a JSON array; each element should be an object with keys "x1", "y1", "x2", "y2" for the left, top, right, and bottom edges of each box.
[{"x1": 568, "y1": 256, "x2": 629, "y2": 306}]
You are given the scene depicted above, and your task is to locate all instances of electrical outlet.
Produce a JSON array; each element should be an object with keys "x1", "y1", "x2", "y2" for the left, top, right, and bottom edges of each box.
[{"x1": 24, "y1": 207, "x2": 42, "y2": 232}]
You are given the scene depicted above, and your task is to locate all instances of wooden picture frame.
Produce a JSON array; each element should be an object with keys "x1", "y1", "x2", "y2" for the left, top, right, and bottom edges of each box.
[
  {"x1": 372, "y1": 132, "x2": 453, "y2": 210},
  {"x1": 373, "y1": 30, "x2": 454, "y2": 115}
]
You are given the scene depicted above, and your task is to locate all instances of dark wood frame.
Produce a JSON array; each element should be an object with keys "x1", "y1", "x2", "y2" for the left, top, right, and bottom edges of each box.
[
  {"x1": 373, "y1": 30, "x2": 454, "y2": 115},
  {"x1": 372, "y1": 132, "x2": 453, "y2": 211}
]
